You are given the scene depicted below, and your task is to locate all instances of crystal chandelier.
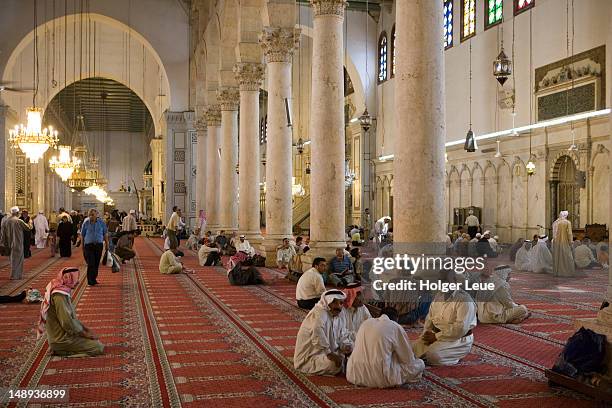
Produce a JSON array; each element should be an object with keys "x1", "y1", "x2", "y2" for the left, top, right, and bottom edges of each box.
[
  {"x1": 9, "y1": 107, "x2": 59, "y2": 163},
  {"x1": 49, "y1": 145, "x2": 81, "y2": 181}
]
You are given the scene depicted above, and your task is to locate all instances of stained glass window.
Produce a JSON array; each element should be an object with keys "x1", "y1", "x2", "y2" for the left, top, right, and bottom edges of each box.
[
  {"x1": 461, "y1": 0, "x2": 476, "y2": 41},
  {"x1": 391, "y1": 26, "x2": 396, "y2": 77},
  {"x1": 378, "y1": 32, "x2": 388, "y2": 83},
  {"x1": 486, "y1": 0, "x2": 503, "y2": 29},
  {"x1": 514, "y1": 0, "x2": 534, "y2": 15},
  {"x1": 444, "y1": 0, "x2": 453, "y2": 49}
]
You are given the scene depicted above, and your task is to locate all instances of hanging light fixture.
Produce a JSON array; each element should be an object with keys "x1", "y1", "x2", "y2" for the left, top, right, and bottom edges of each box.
[
  {"x1": 525, "y1": 6, "x2": 535, "y2": 177},
  {"x1": 567, "y1": 127, "x2": 578, "y2": 151},
  {"x1": 295, "y1": 137, "x2": 305, "y2": 155},
  {"x1": 359, "y1": 108, "x2": 372, "y2": 131},
  {"x1": 464, "y1": 41, "x2": 477, "y2": 152},
  {"x1": 565, "y1": 0, "x2": 577, "y2": 152},
  {"x1": 9, "y1": 0, "x2": 59, "y2": 163},
  {"x1": 526, "y1": 157, "x2": 536, "y2": 175},
  {"x1": 49, "y1": 145, "x2": 81, "y2": 181},
  {"x1": 494, "y1": 140, "x2": 503, "y2": 158},
  {"x1": 493, "y1": 49, "x2": 512, "y2": 86}
]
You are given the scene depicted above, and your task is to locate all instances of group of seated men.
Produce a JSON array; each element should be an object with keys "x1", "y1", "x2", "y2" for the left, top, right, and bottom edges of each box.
[{"x1": 293, "y1": 262, "x2": 530, "y2": 387}]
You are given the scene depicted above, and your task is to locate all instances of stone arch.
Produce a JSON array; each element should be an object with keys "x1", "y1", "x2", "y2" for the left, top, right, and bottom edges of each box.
[
  {"x1": 549, "y1": 150, "x2": 580, "y2": 179},
  {"x1": 2, "y1": 13, "x2": 171, "y2": 136},
  {"x1": 459, "y1": 164, "x2": 471, "y2": 207},
  {"x1": 497, "y1": 160, "x2": 512, "y2": 241},
  {"x1": 511, "y1": 157, "x2": 527, "y2": 240},
  {"x1": 483, "y1": 161, "x2": 497, "y2": 231},
  {"x1": 449, "y1": 166, "x2": 460, "y2": 225},
  {"x1": 218, "y1": 0, "x2": 239, "y2": 86},
  {"x1": 551, "y1": 154, "x2": 580, "y2": 228},
  {"x1": 471, "y1": 162, "x2": 484, "y2": 209}
]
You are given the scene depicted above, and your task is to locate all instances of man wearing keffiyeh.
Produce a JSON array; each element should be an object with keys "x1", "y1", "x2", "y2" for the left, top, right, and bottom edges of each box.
[
  {"x1": 293, "y1": 290, "x2": 353, "y2": 375},
  {"x1": 37, "y1": 267, "x2": 104, "y2": 356}
]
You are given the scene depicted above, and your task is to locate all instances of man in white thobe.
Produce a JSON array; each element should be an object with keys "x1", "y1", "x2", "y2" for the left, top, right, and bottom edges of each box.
[
  {"x1": 296, "y1": 257, "x2": 327, "y2": 310},
  {"x1": 277, "y1": 238, "x2": 296, "y2": 269},
  {"x1": 0, "y1": 207, "x2": 31, "y2": 280},
  {"x1": 374, "y1": 217, "x2": 391, "y2": 247},
  {"x1": 340, "y1": 284, "x2": 371, "y2": 341},
  {"x1": 294, "y1": 290, "x2": 353, "y2": 375},
  {"x1": 574, "y1": 240, "x2": 601, "y2": 269},
  {"x1": 347, "y1": 307, "x2": 425, "y2": 388},
  {"x1": 514, "y1": 240, "x2": 532, "y2": 271},
  {"x1": 33, "y1": 210, "x2": 49, "y2": 249},
  {"x1": 412, "y1": 271, "x2": 477, "y2": 366},
  {"x1": 528, "y1": 236, "x2": 553, "y2": 274},
  {"x1": 464, "y1": 209, "x2": 480, "y2": 239},
  {"x1": 476, "y1": 265, "x2": 529, "y2": 324},
  {"x1": 122, "y1": 210, "x2": 138, "y2": 232},
  {"x1": 235, "y1": 235, "x2": 255, "y2": 257}
]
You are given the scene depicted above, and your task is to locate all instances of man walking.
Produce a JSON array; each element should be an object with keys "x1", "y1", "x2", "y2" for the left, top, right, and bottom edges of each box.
[
  {"x1": 78, "y1": 209, "x2": 109, "y2": 286},
  {"x1": 0, "y1": 207, "x2": 31, "y2": 280}
]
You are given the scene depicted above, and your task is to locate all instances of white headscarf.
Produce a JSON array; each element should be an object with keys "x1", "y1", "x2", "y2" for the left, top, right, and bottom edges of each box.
[
  {"x1": 315, "y1": 289, "x2": 346, "y2": 311},
  {"x1": 10, "y1": 206, "x2": 19, "y2": 214},
  {"x1": 559, "y1": 210, "x2": 569, "y2": 219}
]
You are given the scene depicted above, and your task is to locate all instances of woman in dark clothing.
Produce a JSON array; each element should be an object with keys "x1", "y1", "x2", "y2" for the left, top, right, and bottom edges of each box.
[{"x1": 57, "y1": 216, "x2": 73, "y2": 257}]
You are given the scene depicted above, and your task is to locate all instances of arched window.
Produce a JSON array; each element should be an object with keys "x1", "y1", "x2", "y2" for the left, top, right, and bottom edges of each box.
[
  {"x1": 378, "y1": 32, "x2": 388, "y2": 83},
  {"x1": 461, "y1": 0, "x2": 476, "y2": 42},
  {"x1": 485, "y1": 0, "x2": 503, "y2": 29},
  {"x1": 443, "y1": 0, "x2": 454, "y2": 49},
  {"x1": 391, "y1": 26, "x2": 396, "y2": 77},
  {"x1": 514, "y1": 0, "x2": 534, "y2": 15}
]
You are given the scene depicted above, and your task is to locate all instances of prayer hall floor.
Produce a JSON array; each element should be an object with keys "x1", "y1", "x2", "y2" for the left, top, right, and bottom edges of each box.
[{"x1": 0, "y1": 237, "x2": 606, "y2": 407}]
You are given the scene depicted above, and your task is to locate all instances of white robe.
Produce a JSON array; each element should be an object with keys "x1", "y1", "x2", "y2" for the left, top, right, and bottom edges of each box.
[
  {"x1": 293, "y1": 303, "x2": 353, "y2": 375},
  {"x1": 347, "y1": 315, "x2": 425, "y2": 388},
  {"x1": 528, "y1": 241, "x2": 553, "y2": 274},
  {"x1": 514, "y1": 243, "x2": 532, "y2": 271},
  {"x1": 236, "y1": 240, "x2": 255, "y2": 256},
  {"x1": 341, "y1": 306, "x2": 372, "y2": 342},
  {"x1": 33, "y1": 214, "x2": 49, "y2": 248},
  {"x1": 412, "y1": 290, "x2": 477, "y2": 366},
  {"x1": 476, "y1": 278, "x2": 528, "y2": 324},
  {"x1": 198, "y1": 245, "x2": 219, "y2": 266}
]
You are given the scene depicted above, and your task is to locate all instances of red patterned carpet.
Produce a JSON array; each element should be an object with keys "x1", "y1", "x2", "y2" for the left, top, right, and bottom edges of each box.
[{"x1": 0, "y1": 237, "x2": 605, "y2": 407}]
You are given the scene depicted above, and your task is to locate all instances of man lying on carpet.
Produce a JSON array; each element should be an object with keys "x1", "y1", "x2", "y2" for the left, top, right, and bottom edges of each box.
[
  {"x1": 294, "y1": 290, "x2": 353, "y2": 375},
  {"x1": 37, "y1": 267, "x2": 104, "y2": 357},
  {"x1": 160, "y1": 242, "x2": 194, "y2": 274},
  {"x1": 475, "y1": 265, "x2": 530, "y2": 324},
  {"x1": 412, "y1": 269, "x2": 477, "y2": 366},
  {"x1": 340, "y1": 284, "x2": 371, "y2": 342},
  {"x1": 347, "y1": 307, "x2": 425, "y2": 388}
]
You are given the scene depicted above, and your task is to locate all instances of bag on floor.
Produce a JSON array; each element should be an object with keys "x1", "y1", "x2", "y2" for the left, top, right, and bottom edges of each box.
[
  {"x1": 228, "y1": 263, "x2": 264, "y2": 286},
  {"x1": 111, "y1": 253, "x2": 121, "y2": 273},
  {"x1": 552, "y1": 327, "x2": 607, "y2": 377},
  {"x1": 104, "y1": 250, "x2": 113, "y2": 267}
]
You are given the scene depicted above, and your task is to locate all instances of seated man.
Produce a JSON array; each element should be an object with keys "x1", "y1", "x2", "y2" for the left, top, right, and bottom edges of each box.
[
  {"x1": 159, "y1": 242, "x2": 194, "y2": 274},
  {"x1": 328, "y1": 248, "x2": 355, "y2": 287},
  {"x1": 476, "y1": 231, "x2": 498, "y2": 258},
  {"x1": 214, "y1": 230, "x2": 228, "y2": 251},
  {"x1": 198, "y1": 239, "x2": 221, "y2": 266},
  {"x1": 350, "y1": 247, "x2": 364, "y2": 281},
  {"x1": 296, "y1": 257, "x2": 327, "y2": 310},
  {"x1": 341, "y1": 284, "x2": 371, "y2": 341},
  {"x1": 514, "y1": 240, "x2": 532, "y2": 271},
  {"x1": 347, "y1": 307, "x2": 425, "y2": 388},
  {"x1": 294, "y1": 290, "x2": 353, "y2": 375},
  {"x1": 476, "y1": 265, "x2": 530, "y2": 324},
  {"x1": 38, "y1": 267, "x2": 104, "y2": 356},
  {"x1": 575, "y1": 239, "x2": 602, "y2": 269},
  {"x1": 528, "y1": 236, "x2": 553, "y2": 274},
  {"x1": 412, "y1": 270, "x2": 477, "y2": 366},
  {"x1": 114, "y1": 231, "x2": 136, "y2": 261},
  {"x1": 276, "y1": 238, "x2": 296, "y2": 269},
  {"x1": 186, "y1": 228, "x2": 201, "y2": 251},
  {"x1": 235, "y1": 234, "x2": 255, "y2": 257}
]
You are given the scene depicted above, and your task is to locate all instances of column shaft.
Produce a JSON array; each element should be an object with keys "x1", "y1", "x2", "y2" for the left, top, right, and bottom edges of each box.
[
  {"x1": 196, "y1": 125, "x2": 207, "y2": 217},
  {"x1": 236, "y1": 63, "x2": 265, "y2": 244},
  {"x1": 309, "y1": 0, "x2": 347, "y2": 257},
  {"x1": 393, "y1": 0, "x2": 446, "y2": 254},
  {"x1": 205, "y1": 106, "x2": 221, "y2": 230},
  {"x1": 218, "y1": 88, "x2": 240, "y2": 232}
]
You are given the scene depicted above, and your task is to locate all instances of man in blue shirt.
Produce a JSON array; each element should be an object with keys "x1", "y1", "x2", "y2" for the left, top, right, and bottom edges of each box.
[
  {"x1": 328, "y1": 248, "x2": 355, "y2": 287},
  {"x1": 78, "y1": 209, "x2": 109, "y2": 286}
]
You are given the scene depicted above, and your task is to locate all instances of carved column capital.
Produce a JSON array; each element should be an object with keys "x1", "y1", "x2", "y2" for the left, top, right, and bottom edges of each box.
[
  {"x1": 205, "y1": 105, "x2": 221, "y2": 127},
  {"x1": 260, "y1": 27, "x2": 300, "y2": 64},
  {"x1": 310, "y1": 0, "x2": 347, "y2": 18},
  {"x1": 217, "y1": 88, "x2": 240, "y2": 111},
  {"x1": 234, "y1": 63, "x2": 265, "y2": 92}
]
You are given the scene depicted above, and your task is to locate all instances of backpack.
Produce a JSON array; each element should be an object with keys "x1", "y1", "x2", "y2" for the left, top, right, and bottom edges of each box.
[{"x1": 552, "y1": 327, "x2": 607, "y2": 378}]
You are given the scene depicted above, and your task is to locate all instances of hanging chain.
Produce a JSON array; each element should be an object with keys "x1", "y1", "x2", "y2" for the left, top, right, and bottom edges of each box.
[{"x1": 469, "y1": 40, "x2": 472, "y2": 129}]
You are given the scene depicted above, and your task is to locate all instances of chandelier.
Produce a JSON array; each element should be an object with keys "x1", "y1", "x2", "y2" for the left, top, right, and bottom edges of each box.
[
  {"x1": 66, "y1": 146, "x2": 100, "y2": 191},
  {"x1": 9, "y1": 107, "x2": 59, "y2": 163},
  {"x1": 83, "y1": 184, "x2": 114, "y2": 205},
  {"x1": 344, "y1": 159, "x2": 356, "y2": 188},
  {"x1": 49, "y1": 145, "x2": 81, "y2": 181}
]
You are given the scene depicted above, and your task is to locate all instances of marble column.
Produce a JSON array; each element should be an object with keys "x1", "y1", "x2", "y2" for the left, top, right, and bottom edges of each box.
[
  {"x1": 150, "y1": 138, "x2": 164, "y2": 221},
  {"x1": 235, "y1": 62, "x2": 265, "y2": 245},
  {"x1": 205, "y1": 105, "x2": 222, "y2": 231},
  {"x1": 218, "y1": 88, "x2": 240, "y2": 232},
  {"x1": 260, "y1": 27, "x2": 300, "y2": 265},
  {"x1": 308, "y1": 0, "x2": 347, "y2": 259},
  {"x1": 393, "y1": 0, "x2": 446, "y2": 255},
  {"x1": 195, "y1": 120, "x2": 207, "y2": 217}
]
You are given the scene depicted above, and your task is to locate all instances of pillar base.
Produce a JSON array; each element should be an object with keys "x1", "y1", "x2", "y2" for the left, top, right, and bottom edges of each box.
[{"x1": 302, "y1": 240, "x2": 347, "y2": 266}]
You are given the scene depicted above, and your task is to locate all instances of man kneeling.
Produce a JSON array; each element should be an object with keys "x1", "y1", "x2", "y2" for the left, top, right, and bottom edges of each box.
[
  {"x1": 294, "y1": 290, "x2": 352, "y2": 375},
  {"x1": 38, "y1": 267, "x2": 104, "y2": 357},
  {"x1": 412, "y1": 270, "x2": 477, "y2": 366},
  {"x1": 160, "y1": 242, "x2": 194, "y2": 274},
  {"x1": 347, "y1": 307, "x2": 424, "y2": 388},
  {"x1": 476, "y1": 265, "x2": 530, "y2": 324}
]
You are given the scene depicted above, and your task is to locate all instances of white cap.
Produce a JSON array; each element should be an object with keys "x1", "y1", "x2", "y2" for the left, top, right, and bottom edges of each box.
[
  {"x1": 476, "y1": 233, "x2": 482, "y2": 238},
  {"x1": 493, "y1": 235, "x2": 499, "y2": 240},
  {"x1": 130, "y1": 209, "x2": 136, "y2": 214},
  {"x1": 483, "y1": 230, "x2": 491, "y2": 235},
  {"x1": 239, "y1": 234, "x2": 245, "y2": 238},
  {"x1": 10, "y1": 206, "x2": 19, "y2": 214}
]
